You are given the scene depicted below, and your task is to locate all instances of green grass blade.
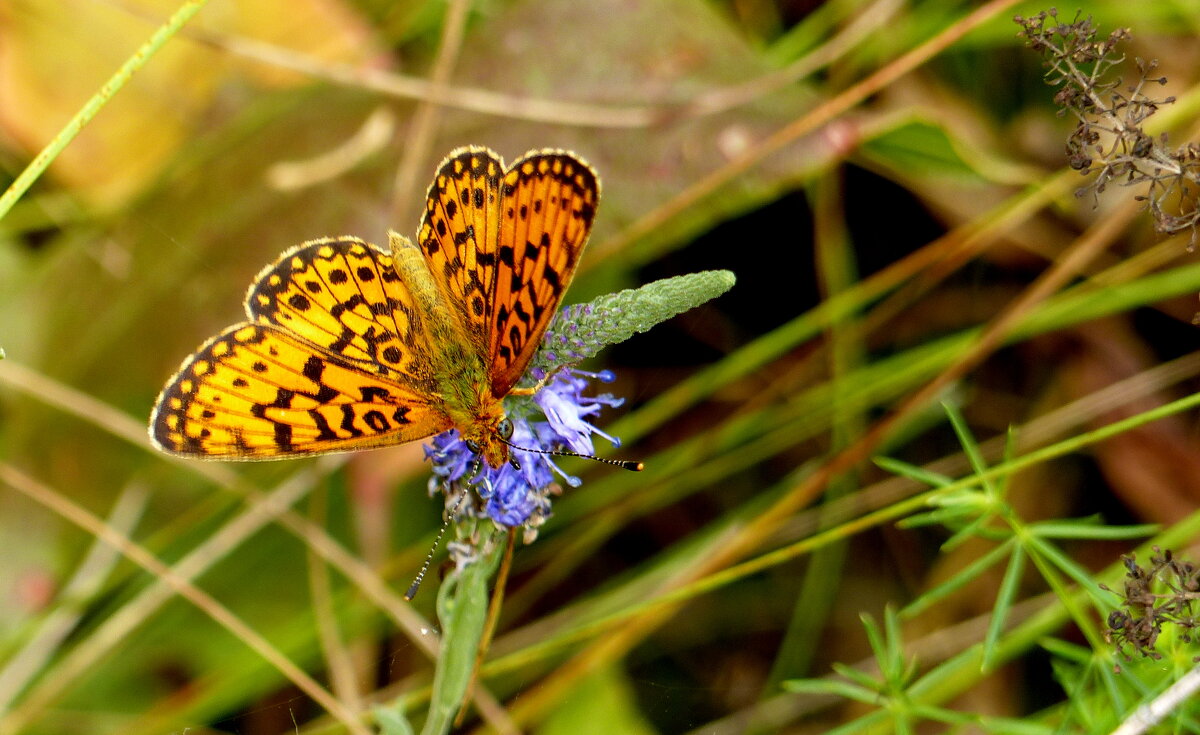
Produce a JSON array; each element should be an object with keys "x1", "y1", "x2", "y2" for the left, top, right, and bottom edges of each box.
[
  {"x1": 873, "y1": 456, "x2": 956, "y2": 488},
  {"x1": 882, "y1": 606, "x2": 906, "y2": 681},
  {"x1": 375, "y1": 707, "x2": 416, "y2": 735},
  {"x1": 982, "y1": 543, "x2": 1025, "y2": 671},
  {"x1": 941, "y1": 401, "x2": 995, "y2": 496},
  {"x1": 1023, "y1": 536, "x2": 1108, "y2": 605},
  {"x1": 902, "y1": 539, "x2": 1013, "y2": 618},
  {"x1": 938, "y1": 515, "x2": 997, "y2": 552},
  {"x1": 781, "y1": 677, "x2": 879, "y2": 704},
  {"x1": 1029, "y1": 519, "x2": 1158, "y2": 540},
  {"x1": 0, "y1": 0, "x2": 211, "y2": 223},
  {"x1": 831, "y1": 661, "x2": 884, "y2": 693}
]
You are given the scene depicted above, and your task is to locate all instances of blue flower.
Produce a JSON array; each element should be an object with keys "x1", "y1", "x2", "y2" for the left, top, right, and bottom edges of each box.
[{"x1": 423, "y1": 367, "x2": 626, "y2": 531}]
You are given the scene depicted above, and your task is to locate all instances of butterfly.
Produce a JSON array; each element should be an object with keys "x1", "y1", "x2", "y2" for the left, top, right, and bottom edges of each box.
[{"x1": 149, "y1": 147, "x2": 599, "y2": 469}]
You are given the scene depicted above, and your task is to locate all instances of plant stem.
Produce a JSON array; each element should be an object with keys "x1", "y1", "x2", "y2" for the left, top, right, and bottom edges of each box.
[{"x1": 0, "y1": 0, "x2": 210, "y2": 222}]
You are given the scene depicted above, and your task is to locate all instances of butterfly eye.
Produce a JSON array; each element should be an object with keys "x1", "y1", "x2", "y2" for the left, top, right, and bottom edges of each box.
[
  {"x1": 465, "y1": 439, "x2": 481, "y2": 454},
  {"x1": 497, "y1": 418, "x2": 514, "y2": 439}
]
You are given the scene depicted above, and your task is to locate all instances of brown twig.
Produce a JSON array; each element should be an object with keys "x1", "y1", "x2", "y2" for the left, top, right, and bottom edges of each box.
[{"x1": 388, "y1": 0, "x2": 472, "y2": 226}]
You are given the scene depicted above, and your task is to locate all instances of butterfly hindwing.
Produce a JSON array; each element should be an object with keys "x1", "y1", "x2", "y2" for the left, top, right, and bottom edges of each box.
[
  {"x1": 490, "y1": 151, "x2": 598, "y2": 395},
  {"x1": 149, "y1": 322, "x2": 451, "y2": 459},
  {"x1": 246, "y1": 237, "x2": 434, "y2": 387}
]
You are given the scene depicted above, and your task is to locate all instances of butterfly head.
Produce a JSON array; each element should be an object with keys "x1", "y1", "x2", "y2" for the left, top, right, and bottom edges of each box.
[{"x1": 462, "y1": 414, "x2": 515, "y2": 469}]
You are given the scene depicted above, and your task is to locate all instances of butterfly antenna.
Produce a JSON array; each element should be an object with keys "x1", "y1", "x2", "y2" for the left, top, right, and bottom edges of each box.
[
  {"x1": 405, "y1": 457, "x2": 482, "y2": 600},
  {"x1": 498, "y1": 436, "x2": 643, "y2": 472}
]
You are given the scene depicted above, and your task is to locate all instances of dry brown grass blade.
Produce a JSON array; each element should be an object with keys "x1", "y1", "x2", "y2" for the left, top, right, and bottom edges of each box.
[
  {"x1": 674, "y1": 0, "x2": 904, "y2": 121},
  {"x1": 105, "y1": 0, "x2": 899, "y2": 133},
  {"x1": 0, "y1": 359, "x2": 433, "y2": 651},
  {"x1": 0, "y1": 357, "x2": 529, "y2": 730},
  {"x1": 588, "y1": 0, "x2": 1027, "y2": 269},
  {"x1": 0, "y1": 462, "x2": 372, "y2": 735},
  {"x1": 505, "y1": 200, "x2": 1138, "y2": 730},
  {"x1": 0, "y1": 483, "x2": 147, "y2": 711},
  {"x1": 488, "y1": 8, "x2": 1164, "y2": 726},
  {"x1": 388, "y1": 0, "x2": 472, "y2": 226},
  {"x1": 489, "y1": 341, "x2": 1200, "y2": 669},
  {"x1": 307, "y1": 483, "x2": 366, "y2": 715}
]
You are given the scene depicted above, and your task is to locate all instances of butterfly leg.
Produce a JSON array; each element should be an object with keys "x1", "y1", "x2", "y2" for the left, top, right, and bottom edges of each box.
[
  {"x1": 464, "y1": 454, "x2": 485, "y2": 484},
  {"x1": 508, "y1": 364, "x2": 570, "y2": 397}
]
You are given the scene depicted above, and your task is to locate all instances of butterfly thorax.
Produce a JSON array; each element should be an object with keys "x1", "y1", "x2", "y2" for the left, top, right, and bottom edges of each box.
[
  {"x1": 390, "y1": 231, "x2": 510, "y2": 468},
  {"x1": 449, "y1": 393, "x2": 509, "y2": 469},
  {"x1": 432, "y1": 332, "x2": 509, "y2": 469}
]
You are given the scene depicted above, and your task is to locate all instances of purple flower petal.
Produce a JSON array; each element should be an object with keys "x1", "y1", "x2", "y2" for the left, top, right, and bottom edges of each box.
[{"x1": 424, "y1": 366, "x2": 626, "y2": 529}]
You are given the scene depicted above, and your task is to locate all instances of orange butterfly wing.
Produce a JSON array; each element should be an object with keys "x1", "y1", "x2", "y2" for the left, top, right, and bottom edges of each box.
[
  {"x1": 149, "y1": 239, "x2": 452, "y2": 458},
  {"x1": 416, "y1": 147, "x2": 503, "y2": 354},
  {"x1": 490, "y1": 152, "x2": 598, "y2": 395},
  {"x1": 247, "y1": 237, "x2": 435, "y2": 384},
  {"x1": 416, "y1": 147, "x2": 599, "y2": 398}
]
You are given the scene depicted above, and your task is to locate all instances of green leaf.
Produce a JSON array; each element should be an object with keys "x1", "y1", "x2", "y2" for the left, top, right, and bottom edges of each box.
[
  {"x1": 1023, "y1": 536, "x2": 1108, "y2": 604},
  {"x1": 939, "y1": 515, "x2": 994, "y2": 552},
  {"x1": 419, "y1": 531, "x2": 505, "y2": 735},
  {"x1": 1038, "y1": 637, "x2": 1092, "y2": 664},
  {"x1": 859, "y1": 612, "x2": 889, "y2": 678},
  {"x1": 782, "y1": 677, "x2": 879, "y2": 705},
  {"x1": 526, "y1": 270, "x2": 736, "y2": 382},
  {"x1": 942, "y1": 402, "x2": 996, "y2": 497},
  {"x1": 859, "y1": 118, "x2": 981, "y2": 181},
  {"x1": 830, "y1": 661, "x2": 883, "y2": 693},
  {"x1": 982, "y1": 544, "x2": 1025, "y2": 671},
  {"x1": 374, "y1": 705, "x2": 416, "y2": 735},
  {"x1": 897, "y1": 507, "x2": 975, "y2": 530},
  {"x1": 1094, "y1": 649, "x2": 1136, "y2": 714},
  {"x1": 902, "y1": 540, "x2": 1013, "y2": 618},
  {"x1": 911, "y1": 704, "x2": 976, "y2": 726},
  {"x1": 882, "y1": 606, "x2": 905, "y2": 680},
  {"x1": 873, "y1": 456, "x2": 955, "y2": 488},
  {"x1": 1029, "y1": 519, "x2": 1158, "y2": 540}
]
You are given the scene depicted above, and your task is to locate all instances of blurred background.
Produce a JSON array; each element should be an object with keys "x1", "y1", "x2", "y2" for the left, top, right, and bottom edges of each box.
[{"x1": 1, "y1": 0, "x2": 1200, "y2": 733}]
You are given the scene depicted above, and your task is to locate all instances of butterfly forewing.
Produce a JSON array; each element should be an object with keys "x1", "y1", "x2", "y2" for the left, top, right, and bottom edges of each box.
[
  {"x1": 489, "y1": 152, "x2": 598, "y2": 395},
  {"x1": 150, "y1": 323, "x2": 451, "y2": 458},
  {"x1": 417, "y1": 148, "x2": 504, "y2": 354},
  {"x1": 247, "y1": 237, "x2": 434, "y2": 385}
]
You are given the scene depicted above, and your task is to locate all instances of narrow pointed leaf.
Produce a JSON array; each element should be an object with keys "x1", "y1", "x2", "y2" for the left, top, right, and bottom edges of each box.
[{"x1": 982, "y1": 543, "x2": 1025, "y2": 671}]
